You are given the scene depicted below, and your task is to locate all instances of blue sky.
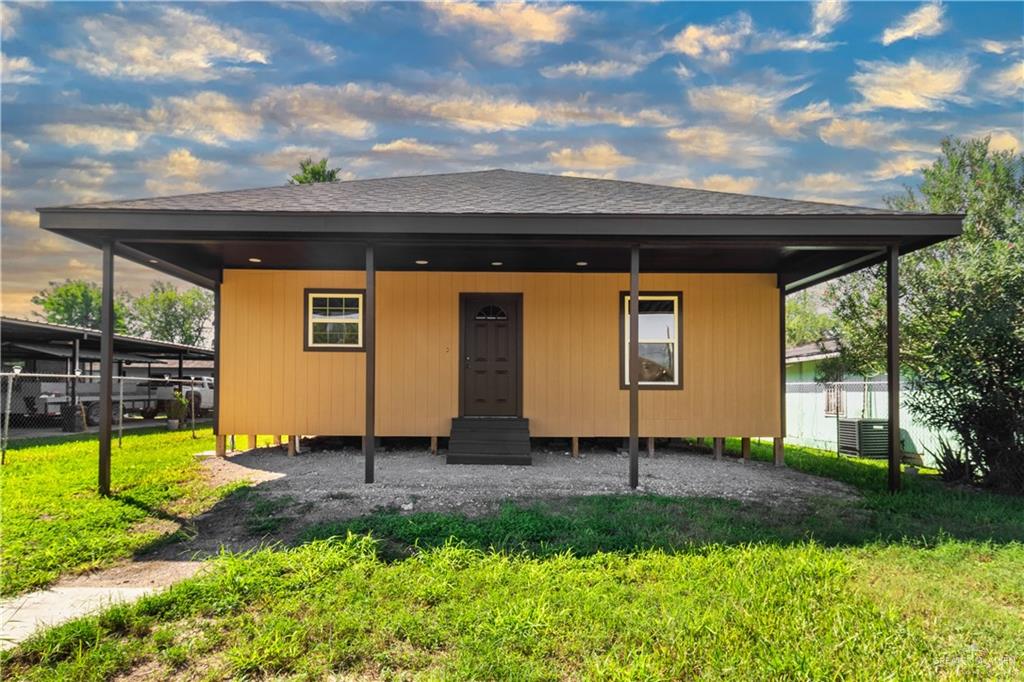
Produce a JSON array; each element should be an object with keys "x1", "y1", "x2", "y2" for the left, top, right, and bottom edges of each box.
[{"x1": 1, "y1": 1, "x2": 1022, "y2": 315}]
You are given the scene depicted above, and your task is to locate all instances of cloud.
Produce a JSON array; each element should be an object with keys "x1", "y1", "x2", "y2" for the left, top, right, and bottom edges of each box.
[
  {"x1": 779, "y1": 172, "x2": 870, "y2": 204},
  {"x1": 811, "y1": 0, "x2": 848, "y2": 37},
  {"x1": 559, "y1": 170, "x2": 617, "y2": 180},
  {"x1": 881, "y1": 2, "x2": 946, "y2": 46},
  {"x1": 430, "y1": 1, "x2": 583, "y2": 63},
  {"x1": 665, "y1": 126, "x2": 782, "y2": 167},
  {"x1": 687, "y1": 81, "x2": 831, "y2": 138},
  {"x1": 41, "y1": 123, "x2": 146, "y2": 153},
  {"x1": 868, "y1": 154, "x2": 935, "y2": 180},
  {"x1": 138, "y1": 148, "x2": 226, "y2": 195},
  {"x1": 54, "y1": 6, "x2": 268, "y2": 81},
  {"x1": 256, "y1": 83, "x2": 377, "y2": 137},
  {"x1": 548, "y1": 143, "x2": 635, "y2": 170},
  {"x1": 148, "y1": 91, "x2": 263, "y2": 146},
  {"x1": 676, "y1": 174, "x2": 760, "y2": 193},
  {"x1": 49, "y1": 158, "x2": 116, "y2": 202},
  {"x1": 977, "y1": 39, "x2": 1021, "y2": 55},
  {"x1": 974, "y1": 128, "x2": 1021, "y2": 153},
  {"x1": 985, "y1": 60, "x2": 1024, "y2": 96},
  {"x1": 252, "y1": 145, "x2": 333, "y2": 172},
  {"x1": 471, "y1": 142, "x2": 499, "y2": 156},
  {"x1": 850, "y1": 57, "x2": 971, "y2": 111},
  {"x1": 304, "y1": 40, "x2": 337, "y2": 63},
  {"x1": 540, "y1": 54, "x2": 658, "y2": 79},
  {"x1": 672, "y1": 63, "x2": 693, "y2": 81},
  {"x1": 818, "y1": 117, "x2": 937, "y2": 153},
  {"x1": 1, "y1": 3, "x2": 20, "y2": 39},
  {"x1": 256, "y1": 82, "x2": 675, "y2": 135},
  {"x1": 283, "y1": 1, "x2": 370, "y2": 23},
  {"x1": 371, "y1": 137, "x2": 446, "y2": 156},
  {"x1": 1, "y1": 52, "x2": 42, "y2": 84},
  {"x1": 667, "y1": 12, "x2": 753, "y2": 65},
  {"x1": 2, "y1": 209, "x2": 39, "y2": 230}
]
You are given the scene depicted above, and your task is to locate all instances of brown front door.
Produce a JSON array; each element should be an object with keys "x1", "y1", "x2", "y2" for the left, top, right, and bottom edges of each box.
[{"x1": 460, "y1": 293, "x2": 522, "y2": 416}]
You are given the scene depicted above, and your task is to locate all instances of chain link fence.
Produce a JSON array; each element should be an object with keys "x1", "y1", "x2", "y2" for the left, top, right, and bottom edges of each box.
[{"x1": 1, "y1": 372, "x2": 213, "y2": 459}]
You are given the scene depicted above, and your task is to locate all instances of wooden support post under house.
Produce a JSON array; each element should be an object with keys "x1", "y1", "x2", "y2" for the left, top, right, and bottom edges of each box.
[
  {"x1": 647, "y1": 436, "x2": 655, "y2": 458},
  {"x1": 430, "y1": 436, "x2": 438, "y2": 456},
  {"x1": 229, "y1": 434, "x2": 235, "y2": 451},
  {"x1": 249, "y1": 434, "x2": 258, "y2": 450},
  {"x1": 215, "y1": 434, "x2": 226, "y2": 458},
  {"x1": 287, "y1": 436, "x2": 296, "y2": 457},
  {"x1": 571, "y1": 436, "x2": 579, "y2": 458},
  {"x1": 773, "y1": 438, "x2": 785, "y2": 467},
  {"x1": 713, "y1": 437, "x2": 724, "y2": 460},
  {"x1": 741, "y1": 437, "x2": 751, "y2": 463}
]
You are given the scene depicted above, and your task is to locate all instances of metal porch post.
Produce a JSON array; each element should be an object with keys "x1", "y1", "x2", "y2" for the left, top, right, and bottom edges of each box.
[
  {"x1": 628, "y1": 245, "x2": 640, "y2": 489},
  {"x1": 70, "y1": 338, "x2": 80, "y2": 406},
  {"x1": 99, "y1": 242, "x2": 114, "y2": 496},
  {"x1": 364, "y1": 244, "x2": 376, "y2": 484},
  {"x1": 887, "y1": 245, "x2": 901, "y2": 492}
]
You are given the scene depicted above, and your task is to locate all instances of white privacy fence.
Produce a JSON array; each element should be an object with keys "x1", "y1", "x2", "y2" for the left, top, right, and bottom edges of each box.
[
  {"x1": 1, "y1": 372, "x2": 212, "y2": 459},
  {"x1": 785, "y1": 380, "x2": 948, "y2": 466}
]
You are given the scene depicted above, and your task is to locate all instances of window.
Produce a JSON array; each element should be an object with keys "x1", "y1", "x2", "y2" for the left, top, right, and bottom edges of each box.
[
  {"x1": 824, "y1": 384, "x2": 844, "y2": 416},
  {"x1": 305, "y1": 289, "x2": 364, "y2": 351},
  {"x1": 621, "y1": 292, "x2": 682, "y2": 388},
  {"x1": 475, "y1": 305, "x2": 508, "y2": 320}
]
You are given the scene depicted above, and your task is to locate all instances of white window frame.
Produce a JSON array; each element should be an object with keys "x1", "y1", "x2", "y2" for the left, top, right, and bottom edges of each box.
[
  {"x1": 306, "y1": 291, "x2": 364, "y2": 350},
  {"x1": 622, "y1": 293, "x2": 681, "y2": 387}
]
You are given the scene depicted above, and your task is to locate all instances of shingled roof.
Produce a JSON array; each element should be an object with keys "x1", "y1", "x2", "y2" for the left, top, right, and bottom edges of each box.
[{"x1": 56, "y1": 169, "x2": 903, "y2": 216}]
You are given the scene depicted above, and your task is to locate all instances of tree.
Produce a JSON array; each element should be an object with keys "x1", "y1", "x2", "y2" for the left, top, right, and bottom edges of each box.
[
  {"x1": 288, "y1": 157, "x2": 342, "y2": 184},
  {"x1": 785, "y1": 289, "x2": 834, "y2": 348},
  {"x1": 131, "y1": 282, "x2": 214, "y2": 347},
  {"x1": 826, "y1": 137, "x2": 1024, "y2": 491},
  {"x1": 31, "y1": 279, "x2": 133, "y2": 332}
]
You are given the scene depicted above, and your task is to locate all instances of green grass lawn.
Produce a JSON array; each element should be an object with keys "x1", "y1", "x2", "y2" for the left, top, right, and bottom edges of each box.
[
  {"x1": 2, "y1": 434, "x2": 1022, "y2": 680},
  {"x1": 0, "y1": 428, "x2": 242, "y2": 597}
]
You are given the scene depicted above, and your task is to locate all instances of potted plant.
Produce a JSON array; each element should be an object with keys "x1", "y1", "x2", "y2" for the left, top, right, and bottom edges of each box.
[{"x1": 167, "y1": 389, "x2": 188, "y2": 430}]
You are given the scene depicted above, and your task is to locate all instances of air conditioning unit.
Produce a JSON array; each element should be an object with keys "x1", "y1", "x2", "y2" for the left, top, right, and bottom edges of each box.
[{"x1": 837, "y1": 418, "x2": 889, "y2": 458}]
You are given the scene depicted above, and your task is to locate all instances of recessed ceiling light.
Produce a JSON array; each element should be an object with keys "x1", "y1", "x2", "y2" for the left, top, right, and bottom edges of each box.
[
  {"x1": 415, "y1": 259, "x2": 429, "y2": 265},
  {"x1": 491, "y1": 261, "x2": 503, "y2": 266},
  {"x1": 148, "y1": 259, "x2": 159, "y2": 264},
  {"x1": 576, "y1": 261, "x2": 588, "y2": 267},
  {"x1": 248, "y1": 257, "x2": 262, "y2": 263}
]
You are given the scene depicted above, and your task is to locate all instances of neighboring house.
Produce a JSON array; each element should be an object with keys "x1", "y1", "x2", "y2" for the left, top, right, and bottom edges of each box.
[
  {"x1": 785, "y1": 340, "x2": 948, "y2": 466},
  {"x1": 38, "y1": 170, "x2": 961, "y2": 490}
]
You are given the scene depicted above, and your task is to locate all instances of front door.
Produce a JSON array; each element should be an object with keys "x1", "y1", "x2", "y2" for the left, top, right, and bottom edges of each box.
[{"x1": 460, "y1": 294, "x2": 522, "y2": 416}]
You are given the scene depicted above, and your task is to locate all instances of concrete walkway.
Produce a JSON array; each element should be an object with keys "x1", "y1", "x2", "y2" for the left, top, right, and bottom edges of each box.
[{"x1": 0, "y1": 560, "x2": 203, "y2": 650}]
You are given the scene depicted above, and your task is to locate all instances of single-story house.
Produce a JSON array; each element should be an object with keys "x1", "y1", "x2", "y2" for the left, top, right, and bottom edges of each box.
[{"x1": 37, "y1": 170, "x2": 961, "y2": 492}]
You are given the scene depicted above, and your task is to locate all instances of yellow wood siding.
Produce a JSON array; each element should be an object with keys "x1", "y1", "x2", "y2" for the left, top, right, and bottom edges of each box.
[{"x1": 220, "y1": 270, "x2": 781, "y2": 438}]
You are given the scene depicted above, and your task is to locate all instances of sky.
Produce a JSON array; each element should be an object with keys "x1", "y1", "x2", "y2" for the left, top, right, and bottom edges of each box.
[{"x1": 1, "y1": 0, "x2": 1022, "y2": 318}]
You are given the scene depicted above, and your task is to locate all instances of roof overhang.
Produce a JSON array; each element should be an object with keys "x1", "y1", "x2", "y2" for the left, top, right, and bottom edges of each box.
[{"x1": 38, "y1": 209, "x2": 962, "y2": 294}]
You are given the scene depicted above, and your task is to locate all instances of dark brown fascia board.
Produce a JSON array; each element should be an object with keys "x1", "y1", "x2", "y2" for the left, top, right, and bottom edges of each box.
[{"x1": 38, "y1": 209, "x2": 963, "y2": 239}]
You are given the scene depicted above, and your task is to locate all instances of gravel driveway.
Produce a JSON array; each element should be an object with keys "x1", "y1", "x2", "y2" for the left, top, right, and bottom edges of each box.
[{"x1": 152, "y1": 444, "x2": 860, "y2": 559}]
